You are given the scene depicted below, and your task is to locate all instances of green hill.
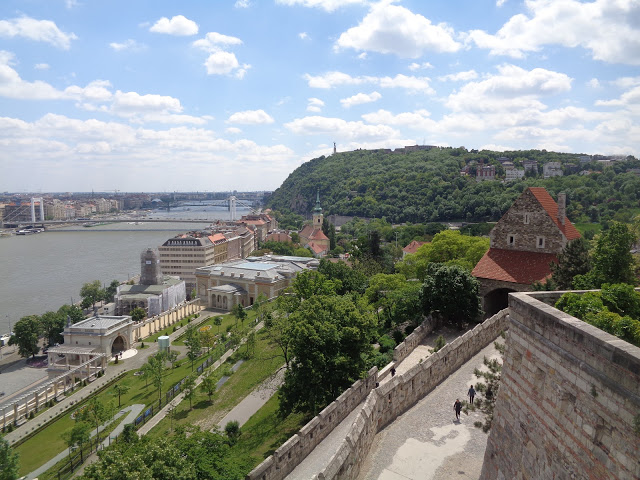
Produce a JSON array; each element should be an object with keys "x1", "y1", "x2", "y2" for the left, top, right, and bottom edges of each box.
[{"x1": 267, "y1": 148, "x2": 640, "y2": 225}]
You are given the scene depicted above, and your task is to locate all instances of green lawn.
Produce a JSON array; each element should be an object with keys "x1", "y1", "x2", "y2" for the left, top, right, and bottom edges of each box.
[
  {"x1": 171, "y1": 311, "x2": 247, "y2": 346},
  {"x1": 574, "y1": 222, "x2": 602, "y2": 236}
]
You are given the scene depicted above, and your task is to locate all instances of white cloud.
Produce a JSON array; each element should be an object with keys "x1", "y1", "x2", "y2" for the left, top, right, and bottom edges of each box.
[
  {"x1": 408, "y1": 62, "x2": 433, "y2": 71},
  {"x1": 611, "y1": 76, "x2": 640, "y2": 89},
  {"x1": 445, "y1": 64, "x2": 572, "y2": 113},
  {"x1": 0, "y1": 16, "x2": 77, "y2": 50},
  {"x1": 466, "y1": 0, "x2": 640, "y2": 65},
  {"x1": 335, "y1": 1, "x2": 461, "y2": 57},
  {"x1": 193, "y1": 32, "x2": 243, "y2": 51},
  {"x1": 358, "y1": 52, "x2": 367, "y2": 60},
  {"x1": 304, "y1": 71, "x2": 434, "y2": 93},
  {"x1": 307, "y1": 97, "x2": 325, "y2": 112},
  {"x1": 150, "y1": 15, "x2": 198, "y2": 36},
  {"x1": 227, "y1": 109, "x2": 274, "y2": 124},
  {"x1": 340, "y1": 91, "x2": 382, "y2": 108},
  {"x1": 299, "y1": 32, "x2": 309, "y2": 40},
  {"x1": 362, "y1": 109, "x2": 434, "y2": 129},
  {"x1": 496, "y1": 0, "x2": 507, "y2": 6},
  {"x1": 226, "y1": 127, "x2": 243, "y2": 134},
  {"x1": 34, "y1": 63, "x2": 49, "y2": 70},
  {"x1": 596, "y1": 86, "x2": 640, "y2": 107},
  {"x1": 438, "y1": 70, "x2": 478, "y2": 82},
  {"x1": 0, "y1": 51, "x2": 63, "y2": 99},
  {"x1": 235, "y1": 0, "x2": 250, "y2": 7},
  {"x1": 109, "y1": 39, "x2": 146, "y2": 52},
  {"x1": 587, "y1": 78, "x2": 600, "y2": 89},
  {"x1": 275, "y1": 0, "x2": 367, "y2": 12},
  {"x1": 285, "y1": 115, "x2": 401, "y2": 141},
  {"x1": 204, "y1": 51, "x2": 239, "y2": 75}
]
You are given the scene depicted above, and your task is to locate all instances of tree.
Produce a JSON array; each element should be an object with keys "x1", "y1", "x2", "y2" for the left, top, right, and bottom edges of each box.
[
  {"x1": 421, "y1": 263, "x2": 481, "y2": 328},
  {"x1": 184, "y1": 324, "x2": 201, "y2": 371},
  {"x1": 120, "y1": 423, "x2": 138, "y2": 444},
  {"x1": 214, "y1": 316, "x2": 222, "y2": 335},
  {"x1": 0, "y1": 436, "x2": 19, "y2": 480},
  {"x1": 200, "y1": 329, "x2": 215, "y2": 353},
  {"x1": 279, "y1": 295, "x2": 377, "y2": 416},
  {"x1": 147, "y1": 352, "x2": 166, "y2": 405},
  {"x1": 291, "y1": 270, "x2": 341, "y2": 300},
  {"x1": 200, "y1": 371, "x2": 217, "y2": 403},
  {"x1": 245, "y1": 331, "x2": 256, "y2": 357},
  {"x1": 167, "y1": 350, "x2": 179, "y2": 369},
  {"x1": 264, "y1": 309, "x2": 293, "y2": 368},
  {"x1": 104, "y1": 280, "x2": 120, "y2": 303},
  {"x1": 550, "y1": 237, "x2": 592, "y2": 289},
  {"x1": 182, "y1": 373, "x2": 197, "y2": 410},
  {"x1": 9, "y1": 315, "x2": 42, "y2": 359},
  {"x1": 251, "y1": 293, "x2": 269, "y2": 323},
  {"x1": 62, "y1": 422, "x2": 91, "y2": 459},
  {"x1": 130, "y1": 307, "x2": 146, "y2": 323},
  {"x1": 590, "y1": 222, "x2": 637, "y2": 287},
  {"x1": 111, "y1": 383, "x2": 130, "y2": 408},
  {"x1": 231, "y1": 303, "x2": 247, "y2": 329},
  {"x1": 76, "y1": 397, "x2": 112, "y2": 440},
  {"x1": 40, "y1": 311, "x2": 64, "y2": 347},
  {"x1": 317, "y1": 259, "x2": 368, "y2": 295},
  {"x1": 80, "y1": 280, "x2": 105, "y2": 309},
  {"x1": 57, "y1": 304, "x2": 84, "y2": 324}
]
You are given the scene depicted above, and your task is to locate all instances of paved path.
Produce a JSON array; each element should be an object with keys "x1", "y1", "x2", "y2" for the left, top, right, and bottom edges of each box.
[
  {"x1": 217, "y1": 366, "x2": 285, "y2": 429},
  {"x1": 24, "y1": 404, "x2": 144, "y2": 480},
  {"x1": 357, "y1": 342, "x2": 501, "y2": 480},
  {"x1": 2, "y1": 309, "x2": 219, "y2": 446},
  {"x1": 285, "y1": 326, "x2": 464, "y2": 480}
]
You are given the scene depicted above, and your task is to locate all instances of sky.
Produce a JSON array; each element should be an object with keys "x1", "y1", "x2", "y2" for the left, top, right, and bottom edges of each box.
[{"x1": 0, "y1": 0, "x2": 639, "y2": 193}]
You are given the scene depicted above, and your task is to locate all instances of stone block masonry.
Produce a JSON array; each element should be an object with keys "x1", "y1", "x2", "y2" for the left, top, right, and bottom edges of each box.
[{"x1": 480, "y1": 291, "x2": 640, "y2": 480}]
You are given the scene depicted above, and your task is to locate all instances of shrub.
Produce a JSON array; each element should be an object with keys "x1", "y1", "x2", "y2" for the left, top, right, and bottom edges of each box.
[
  {"x1": 600, "y1": 283, "x2": 640, "y2": 319},
  {"x1": 173, "y1": 326, "x2": 177, "y2": 332},
  {"x1": 433, "y1": 334, "x2": 446, "y2": 352},
  {"x1": 226, "y1": 324, "x2": 233, "y2": 333},
  {"x1": 29, "y1": 411, "x2": 35, "y2": 419},
  {"x1": 392, "y1": 329, "x2": 404, "y2": 345},
  {"x1": 141, "y1": 342, "x2": 144, "y2": 348},
  {"x1": 404, "y1": 324, "x2": 416, "y2": 336},
  {"x1": 555, "y1": 292, "x2": 604, "y2": 319},
  {"x1": 225, "y1": 420, "x2": 241, "y2": 445},
  {"x1": 7, "y1": 423, "x2": 14, "y2": 432},
  {"x1": 377, "y1": 335, "x2": 396, "y2": 354}
]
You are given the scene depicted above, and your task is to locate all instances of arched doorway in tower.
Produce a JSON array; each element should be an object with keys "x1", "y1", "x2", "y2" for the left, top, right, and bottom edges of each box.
[
  {"x1": 483, "y1": 288, "x2": 516, "y2": 318},
  {"x1": 111, "y1": 335, "x2": 127, "y2": 357}
]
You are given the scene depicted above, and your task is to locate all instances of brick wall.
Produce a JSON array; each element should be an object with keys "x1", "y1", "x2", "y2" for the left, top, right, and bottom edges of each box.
[{"x1": 480, "y1": 291, "x2": 640, "y2": 480}]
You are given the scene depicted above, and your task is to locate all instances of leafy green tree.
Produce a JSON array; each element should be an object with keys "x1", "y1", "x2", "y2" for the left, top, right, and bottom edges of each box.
[
  {"x1": 550, "y1": 237, "x2": 591, "y2": 289},
  {"x1": 213, "y1": 316, "x2": 222, "y2": 335},
  {"x1": 182, "y1": 373, "x2": 197, "y2": 410},
  {"x1": 184, "y1": 324, "x2": 202, "y2": 371},
  {"x1": 0, "y1": 436, "x2": 19, "y2": 480},
  {"x1": 291, "y1": 270, "x2": 341, "y2": 300},
  {"x1": 130, "y1": 307, "x2": 146, "y2": 323},
  {"x1": 600, "y1": 283, "x2": 640, "y2": 319},
  {"x1": 245, "y1": 331, "x2": 256, "y2": 357},
  {"x1": 555, "y1": 292, "x2": 605, "y2": 321},
  {"x1": 200, "y1": 328, "x2": 215, "y2": 353},
  {"x1": 9, "y1": 315, "x2": 42, "y2": 358},
  {"x1": 104, "y1": 280, "x2": 120, "y2": 303},
  {"x1": 147, "y1": 352, "x2": 166, "y2": 404},
  {"x1": 120, "y1": 423, "x2": 138, "y2": 444},
  {"x1": 40, "y1": 311, "x2": 64, "y2": 347},
  {"x1": 590, "y1": 222, "x2": 637, "y2": 286},
  {"x1": 290, "y1": 231, "x2": 300, "y2": 243},
  {"x1": 77, "y1": 397, "x2": 113, "y2": 439},
  {"x1": 200, "y1": 371, "x2": 217, "y2": 403},
  {"x1": 293, "y1": 247, "x2": 313, "y2": 257},
  {"x1": 317, "y1": 259, "x2": 368, "y2": 295},
  {"x1": 279, "y1": 295, "x2": 377, "y2": 416},
  {"x1": 421, "y1": 263, "x2": 481, "y2": 328},
  {"x1": 264, "y1": 308, "x2": 293, "y2": 368},
  {"x1": 57, "y1": 304, "x2": 85, "y2": 324},
  {"x1": 231, "y1": 303, "x2": 247, "y2": 329},
  {"x1": 62, "y1": 422, "x2": 91, "y2": 459},
  {"x1": 167, "y1": 350, "x2": 179, "y2": 369},
  {"x1": 111, "y1": 383, "x2": 130, "y2": 407},
  {"x1": 80, "y1": 280, "x2": 105, "y2": 309}
]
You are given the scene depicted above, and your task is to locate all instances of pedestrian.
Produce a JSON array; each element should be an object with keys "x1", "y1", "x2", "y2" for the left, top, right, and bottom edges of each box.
[
  {"x1": 391, "y1": 366, "x2": 396, "y2": 377},
  {"x1": 468, "y1": 385, "x2": 476, "y2": 405},
  {"x1": 454, "y1": 398, "x2": 462, "y2": 420}
]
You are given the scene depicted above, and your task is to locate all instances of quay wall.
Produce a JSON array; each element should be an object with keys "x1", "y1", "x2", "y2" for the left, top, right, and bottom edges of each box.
[
  {"x1": 316, "y1": 309, "x2": 509, "y2": 479},
  {"x1": 480, "y1": 292, "x2": 640, "y2": 480}
]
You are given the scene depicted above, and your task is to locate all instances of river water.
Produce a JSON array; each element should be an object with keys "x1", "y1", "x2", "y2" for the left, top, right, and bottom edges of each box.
[{"x1": 0, "y1": 206, "x2": 250, "y2": 334}]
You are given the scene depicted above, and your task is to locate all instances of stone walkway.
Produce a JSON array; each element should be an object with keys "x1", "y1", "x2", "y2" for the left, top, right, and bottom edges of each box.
[{"x1": 357, "y1": 341, "x2": 502, "y2": 480}]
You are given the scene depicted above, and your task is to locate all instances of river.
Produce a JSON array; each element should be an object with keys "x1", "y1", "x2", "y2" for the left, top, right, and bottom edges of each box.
[{"x1": 0, "y1": 206, "x2": 251, "y2": 335}]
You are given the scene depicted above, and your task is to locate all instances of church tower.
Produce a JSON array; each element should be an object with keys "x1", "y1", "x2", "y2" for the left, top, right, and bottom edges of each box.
[{"x1": 312, "y1": 189, "x2": 323, "y2": 229}]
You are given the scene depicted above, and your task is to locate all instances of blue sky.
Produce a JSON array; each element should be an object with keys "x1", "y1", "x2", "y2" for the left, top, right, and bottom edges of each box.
[{"x1": 1, "y1": 0, "x2": 638, "y2": 192}]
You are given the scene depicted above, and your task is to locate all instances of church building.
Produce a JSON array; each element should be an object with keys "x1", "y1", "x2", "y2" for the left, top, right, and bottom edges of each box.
[{"x1": 298, "y1": 190, "x2": 330, "y2": 257}]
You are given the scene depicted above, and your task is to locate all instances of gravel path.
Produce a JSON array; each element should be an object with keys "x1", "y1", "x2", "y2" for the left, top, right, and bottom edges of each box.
[{"x1": 357, "y1": 341, "x2": 501, "y2": 480}]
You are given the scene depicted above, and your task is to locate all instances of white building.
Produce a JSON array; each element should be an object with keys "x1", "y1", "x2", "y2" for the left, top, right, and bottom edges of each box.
[
  {"x1": 505, "y1": 167, "x2": 525, "y2": 182},
  {"x1": 543, "y1": 162, "x2": 563, "y2": 178}
]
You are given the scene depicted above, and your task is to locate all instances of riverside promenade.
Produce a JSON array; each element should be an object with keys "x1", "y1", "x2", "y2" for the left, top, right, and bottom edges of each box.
[{"x1": 285, "y1": 327, "x2": 501, "y2": 480}]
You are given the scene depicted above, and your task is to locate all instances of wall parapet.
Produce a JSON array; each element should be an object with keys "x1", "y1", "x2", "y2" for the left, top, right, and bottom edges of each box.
[{"x1": 480, "y1": 291, "x2": 640, "y2": 480}]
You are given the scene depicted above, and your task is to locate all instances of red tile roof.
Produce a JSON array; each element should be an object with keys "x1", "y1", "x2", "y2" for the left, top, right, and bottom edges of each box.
[
  {"x1": 528, "y1": 187, "x2": 581, "y2": 241},
  {"x1": 403, "y1": 240, "x2": 428, "y2": 254},
  {"x1": 472, "y1": 248, "x2": 558, "y2": 285},
  {"x1": 309, "y1": 228, "x2": 329, "y2": 241},
  {"x1": 308, "y1": 241, "x2": 328, "y2": 254}
]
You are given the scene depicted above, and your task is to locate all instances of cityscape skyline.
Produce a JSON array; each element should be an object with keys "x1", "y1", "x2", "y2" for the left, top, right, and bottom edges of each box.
[{"x1": 1, "y1": 0, "x2": 639, "y2": 193}]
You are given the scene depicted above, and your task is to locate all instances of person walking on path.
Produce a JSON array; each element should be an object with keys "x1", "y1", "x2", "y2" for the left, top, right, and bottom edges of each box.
[
  {"x1": 468, "y1": 385, "x2": 476, "y2": 405},
  {"x1": 453, "y1": 398, "x2": 462, "y2": 420}
]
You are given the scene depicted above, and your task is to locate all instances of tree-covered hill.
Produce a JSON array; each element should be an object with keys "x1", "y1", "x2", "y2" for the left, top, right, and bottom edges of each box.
[{"x1": 267, "y1": 148, "x2": 640, "y2": 225}]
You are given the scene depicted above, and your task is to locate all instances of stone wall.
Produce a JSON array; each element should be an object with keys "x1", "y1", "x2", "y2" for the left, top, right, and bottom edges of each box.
[
  {"x1": 246, "y1": 367, "x2": 378, "y2": 480},
  {"x1": 480, "y1": 292, "x2": 640, "y2": 480},
  {"x1": 392, "y1": 315, "x2": 438, "y2": 365},
  {"x1": 133, "y1": 299, "x2": 202, "y2": 340},
  {"x1": 315, "y1": 309, "x2": 509, "y2": 479}
]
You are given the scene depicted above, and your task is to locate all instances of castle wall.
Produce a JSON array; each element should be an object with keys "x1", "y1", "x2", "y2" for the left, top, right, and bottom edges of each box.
[{"x1": 480, "y1": 292, "x2": 640, "y2": 480}]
